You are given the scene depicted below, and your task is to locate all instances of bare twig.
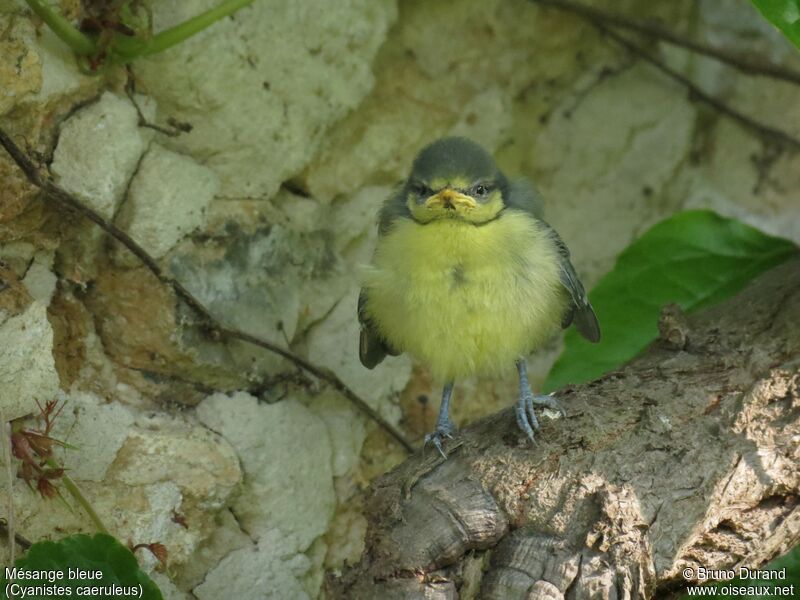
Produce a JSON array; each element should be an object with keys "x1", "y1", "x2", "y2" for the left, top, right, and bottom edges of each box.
[
  {"x1": 531, "y1": 0, "x2": 800, "y2": 86},
  {"x1": 0, "y1": 519, "x2": 32, "y2": 551},
  {"x1": 0, "y1": 129, "x2": 414, "y2": 454},
  {"x1": 124, "y1": 67, "x2": 193, "y2": 137},
  {"x1": 596, "y1": 25, "x2": 800, "y2": 151}
]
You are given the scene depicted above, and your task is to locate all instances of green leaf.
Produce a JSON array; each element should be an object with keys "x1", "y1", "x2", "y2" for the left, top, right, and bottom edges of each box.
[
  {"x1": 750, "y1": 0, "x2": 800, "y2": 49},
  {"x1": 544, "y1": 210, "x2": 797, "y2": 392},
  {"x1": 681, "y1": 543, "x2": 800, "y2": 598},
  {"x1": 0, "y1": 534, "x2": 163, "y2": 600}
]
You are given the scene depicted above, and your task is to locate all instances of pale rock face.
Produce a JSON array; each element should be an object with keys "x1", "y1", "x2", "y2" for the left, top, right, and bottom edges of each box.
[
  {"x1": 51, "y1": 92, "x2": 148, "y2": 219},
  {"x1": 148, "y1": 572, "x2": 190, "y2": 600},
  {"x1": 170, "y1": 214, "x2": 347, "y2": 350},
  {"x1": 194, "y1": 530, "x2": 313, "y2": 600},
  {"x1": 21, "y1": 250, "x2": 57, "y2": 304},
  {"x1": 135, "y1": 0, "x2": 399, "y2": 199},
  {"x1": 532, "y1": 64, "x2": 697, "y2": 284},
  {"x1": 329, "y1": 185, "x2": 391, "y2": 254},
  {"x1": 196, "y1": 392, "x2": 335, "y2": 553},
  {"x1": 116, "y1": 143, "x2": 220, "y2": 260},
  {"x1": 109, "y1": 412, "x2": 242, "y2": 511},
  {"x1": 0, "y1": 301, "x2": 60, "y2": 421},
  {"x1": 308, "y1": 391, "x2": 367, "y2": 478},
  {"x1": 308, "y1": 290, "x2": 411, "y2": 425},
  {"x1": 0, "y1": 14, "x2": 42, "y2": 116},
  {"x1": 1, "y1": 390, "x2": 243, "y2": 567},
  {"x1": 51, "y1": 391, "x2": 137, "y2": 482}
]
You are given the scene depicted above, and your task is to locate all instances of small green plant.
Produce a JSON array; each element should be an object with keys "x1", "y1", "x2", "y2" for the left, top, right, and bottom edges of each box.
[
  {"x1": 10, "y1": 398, "x2": 108, "y2": 534},
  {"x1": 5, "y1": 400, "x2": 167, "y2": 596},
  {"x1": 0, "y1": 534, "x2": 164, "y2": 600},
  {"x1": 24, "y1": 0, "x2": 254, "y2": 72}
]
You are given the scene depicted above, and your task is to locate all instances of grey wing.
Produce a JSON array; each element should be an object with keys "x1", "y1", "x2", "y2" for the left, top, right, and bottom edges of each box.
[
  {"x1": 506, "y1": 178, "x2": 599, "y2": 341},
  {"x1": 358, "y1": 184, "x2": 408, "y2": 368},
  {"x1": 358, "y1": 289, "x2": 400, "y2": 369},
  {"x1": 545, "y1": 224, "x2": 601, "y2": 343},
  {"x1": 506, "y1": 178, "x2": 600, "y2": 342}
]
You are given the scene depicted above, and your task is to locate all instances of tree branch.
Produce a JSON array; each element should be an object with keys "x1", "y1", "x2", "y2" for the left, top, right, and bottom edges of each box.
[
  {"x1": 329, "y1": 259, "x2": 800, "y2": 599},
  {"x1": 0, "y1": 129, "x2": 414, "y2": 454},
  {"x1": 595, "y1": 25, "x2": 800, "y2": 152},
  {"x1": 530, "y1": 0, "x2": 800, "y2": 86},
  {"x1": 529, "y1": 0, "x2": 800, "y2": 152}
]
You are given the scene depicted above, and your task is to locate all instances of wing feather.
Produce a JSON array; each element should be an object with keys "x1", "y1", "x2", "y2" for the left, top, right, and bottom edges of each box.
[{"x1": 508, "y1": 179, "x2": 600, "y2": 343}]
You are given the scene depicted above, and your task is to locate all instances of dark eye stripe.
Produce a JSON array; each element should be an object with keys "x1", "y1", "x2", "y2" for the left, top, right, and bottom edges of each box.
[
  {"x1": 472, "y1": 183, "x2": 494, "y2": 197},
  {"x1": 412, "y1": 183, "x2": 432, "y2": 197}
]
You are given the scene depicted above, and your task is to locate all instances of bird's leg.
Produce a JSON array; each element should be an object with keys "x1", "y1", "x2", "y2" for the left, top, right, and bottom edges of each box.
[
  {"x1": 424, "y1": 382, "x2": 455, "y2": 459},
  {"x1": 515, "y1": 358, "x2": 566, "y2": 443}
]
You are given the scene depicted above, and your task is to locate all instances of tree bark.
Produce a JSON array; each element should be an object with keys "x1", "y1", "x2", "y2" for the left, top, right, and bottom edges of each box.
[{"x1": 328, "y1": 258, "x2": 800, "y2": 600}]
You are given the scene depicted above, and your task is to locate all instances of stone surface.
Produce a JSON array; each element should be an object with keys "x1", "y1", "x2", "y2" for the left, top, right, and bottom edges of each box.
[
  {"x1": 307, "y1": 290, "x2": 411, "y2": 425},
  {"x1": 116, "y1": 143, "x2": 220, "y2": 260},
  {"x1": 0, "y1": 13, "x2": 42, "y2": 116},
  {"x1": 51, "y1": 92, "x2": 147, "y2": 219},
  {"x1": 51, "y1": 391, "x2": 136, "y2": 482},
  {"x1": 29, "y1": 27, "x2": 95, "y2": 104},
  {"x1": 135, "y1": 0, "x2": 398, "y2": 199},
  {"x1": 21, "y1": 250, "x2": 57, "y2": 304},
  {"x1": 169, "y1": 201, "x2": 350, "y2": 370},
  {"x1": 308, "y1": 391, "x2": 367, "y2": 478},
  {"x1": 110, "y1": 411, "x2": 242, "y2": 512},
  {"x1": 194, "y1": 530, "x2": 313, "y2": 600},
  {"x1": 3, "y1": 0, "x2": 800, "y2": 592},
  {"x1": 196, "y1": 392, "x2": 335, "y2": 553},
  {"x1": 0, "y1": 301, "x2": 60, "y2": 421},
  {"x1": 0, "y1": 393, "x2": 243, "y2": 569},
  {"x1": 532, "y1": 64, "x2": 696, "y2": 283}
]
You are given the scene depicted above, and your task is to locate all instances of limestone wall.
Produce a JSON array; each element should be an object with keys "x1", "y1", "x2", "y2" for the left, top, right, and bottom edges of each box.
[{"x1": 0, "y1": 0, "x2": 798, "y2": 597}]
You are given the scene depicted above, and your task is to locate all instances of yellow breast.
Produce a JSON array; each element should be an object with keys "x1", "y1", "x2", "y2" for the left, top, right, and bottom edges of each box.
[{"x1": 361, "y1": 211, "x2": 567, "y2": 380}]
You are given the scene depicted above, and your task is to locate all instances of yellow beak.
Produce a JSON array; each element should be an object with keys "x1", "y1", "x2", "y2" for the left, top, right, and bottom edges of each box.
[{"x1": 425, "y1": 188, "x2": 477, "y2": 211}]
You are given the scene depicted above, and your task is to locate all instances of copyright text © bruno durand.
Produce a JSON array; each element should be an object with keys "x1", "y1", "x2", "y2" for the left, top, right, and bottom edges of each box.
[
  {"x1": 683, "y1": 566, "x2": 796, "y2": 597},
  {"x1": 4, "y1": 567, "x2": 144, "y2": 598}
]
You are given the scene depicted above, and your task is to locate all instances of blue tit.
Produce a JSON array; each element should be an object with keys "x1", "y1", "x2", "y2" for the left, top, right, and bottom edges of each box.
[{"x1": 358, "y1": 137, "x2": 600, "y2": 457}]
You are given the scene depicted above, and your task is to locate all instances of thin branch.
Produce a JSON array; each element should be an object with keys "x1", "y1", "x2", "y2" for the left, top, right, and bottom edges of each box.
[
  {"x1": 0, "y1": 519, "x2": 32, "y2": 551},
  {"x1": 530, "y1": 0, "x2": 800, "y2": 87},
  {"x1": 595, "y1": 25, "x2": 800, "y2": 151},
  {"x1": 0, "y1": 130, "x2": 414, "y2": 454}
]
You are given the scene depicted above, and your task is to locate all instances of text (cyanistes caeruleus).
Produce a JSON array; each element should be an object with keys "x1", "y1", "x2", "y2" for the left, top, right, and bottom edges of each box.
[{"x1": 358, "y1": 137, "x2": 600, "y2": 457}]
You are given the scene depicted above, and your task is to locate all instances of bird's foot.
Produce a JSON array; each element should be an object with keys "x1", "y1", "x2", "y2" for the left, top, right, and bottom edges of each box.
[
  {"x1": 516, "y1": 391, "x2": 566, "y2": 443},
  {"x1": 424, "y1": 420, "x2": 456, "y2": 459}
]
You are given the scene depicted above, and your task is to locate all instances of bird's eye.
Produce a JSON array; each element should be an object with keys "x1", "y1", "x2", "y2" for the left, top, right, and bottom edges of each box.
[
  {"x1": 473, "y1": 183, "x2": 492, "y2": 198},
  {"x1": 412, "y1": 183, "x2": 431, "y2": 197}
]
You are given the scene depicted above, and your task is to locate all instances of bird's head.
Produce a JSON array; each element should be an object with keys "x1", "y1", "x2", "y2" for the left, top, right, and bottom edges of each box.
[{"x1": 404, "y1": 137, "x2": 508, "y2": 225}]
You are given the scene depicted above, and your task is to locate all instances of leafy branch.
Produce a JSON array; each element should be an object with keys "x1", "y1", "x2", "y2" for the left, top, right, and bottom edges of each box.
[{"x1": 24, "y1": 0, "x2": 254, "y2": 71}]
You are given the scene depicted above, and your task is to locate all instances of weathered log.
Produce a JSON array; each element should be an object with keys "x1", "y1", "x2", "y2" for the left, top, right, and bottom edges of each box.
[{"x1": 329, "y1": 258, "x2": 800, "y2": 599}]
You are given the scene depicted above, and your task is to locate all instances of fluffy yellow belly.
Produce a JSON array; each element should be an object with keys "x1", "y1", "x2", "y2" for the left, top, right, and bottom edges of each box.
[{"x1": 362, "y1": 211, "x2": 567, "y2": 380}]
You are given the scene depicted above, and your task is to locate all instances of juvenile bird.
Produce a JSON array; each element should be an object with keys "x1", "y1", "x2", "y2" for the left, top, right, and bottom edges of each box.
[{"x1": 358, "y1": 137, "x2": 600, "y2": 457}]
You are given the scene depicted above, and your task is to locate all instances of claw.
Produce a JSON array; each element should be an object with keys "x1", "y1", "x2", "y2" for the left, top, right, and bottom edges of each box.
[
  {"x1": 425, "y1": 382, "x2": 457, "y2": 459},
  {"x1": 515, "y1": 359, "x2": 567, "y2": 445},
  {"x1": 424, "y1": 428, "x2": 452, "y2": 459},
  {"x1": 524, "y1": 392, "x2": 542, "y2": 432},
  {"x1": 515, "y1": 397, "x2": 537, "y2": 443}
]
